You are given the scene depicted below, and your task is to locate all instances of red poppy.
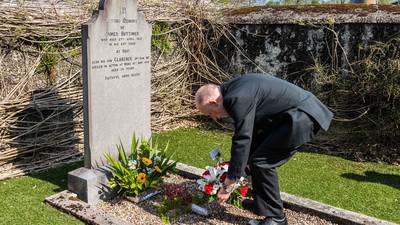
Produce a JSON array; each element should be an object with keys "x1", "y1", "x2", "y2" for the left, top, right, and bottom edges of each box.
[
  {"x1": 239, "y1": 187, "x2": 249, "y2": 197},
  {"x1": 202, "y1": 170, "x2": 210, "y2": 176},
  {"x1": 204, "y1": 183, "x2": 214, "y2": 195},
  {"x1": 220, "y1": 173, "x2": 228, "y2": 182}
]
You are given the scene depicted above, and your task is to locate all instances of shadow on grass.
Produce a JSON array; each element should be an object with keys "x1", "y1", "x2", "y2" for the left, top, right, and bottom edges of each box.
[
  {"x1": 4, "y1": 87, "x2": 84, "y2": 192},
  {"x1": 29, "y1": 161, "x2": 83, "y2": 192},
  {"x1": 194, "y1": 115, "x2": 234, "y2": 132},
  {"x1": 341, "y1": 171, "x2": 400, "y2": 190},
  {"x1": 7, "y1": 88, "x2": 82, "y2": 168}
]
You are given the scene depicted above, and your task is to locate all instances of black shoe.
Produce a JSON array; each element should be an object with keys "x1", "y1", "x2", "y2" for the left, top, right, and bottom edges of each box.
[
  {"x1": 248, "y1": 216, "x2": 288, "y2": 225},
  {"x1": 241, "y1": 199, "x2": 257, "y2": 214}
]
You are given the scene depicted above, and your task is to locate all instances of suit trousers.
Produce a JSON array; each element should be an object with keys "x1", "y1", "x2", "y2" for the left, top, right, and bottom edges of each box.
[{"x1": 247, "y1": 109, "x2": 318, "y2": 218}]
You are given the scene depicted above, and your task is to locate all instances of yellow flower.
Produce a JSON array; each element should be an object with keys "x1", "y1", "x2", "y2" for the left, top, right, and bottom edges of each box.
[
  {"x1": 142, "y1": 157, "x2": 152, "y2": 166},
  {"x1": 137, "y1": 172, "x2": 146, "y2": 183},
  {"x1": 155, "y1": 166, "x2": 162, "y2": 173}
]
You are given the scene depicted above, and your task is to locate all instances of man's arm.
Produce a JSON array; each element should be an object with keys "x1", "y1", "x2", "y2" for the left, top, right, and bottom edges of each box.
[
  {"x1": 224, "y1": 96, "x2": 256, "y2": 178},
  {"x1": 217, "y1": 97, "x2": 256, "y2": 203}
]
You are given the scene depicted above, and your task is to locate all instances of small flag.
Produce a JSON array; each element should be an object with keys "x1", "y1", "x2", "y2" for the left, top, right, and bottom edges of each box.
[{"x1": 209, "y1": 148, "x2": 221, "y2": 161}]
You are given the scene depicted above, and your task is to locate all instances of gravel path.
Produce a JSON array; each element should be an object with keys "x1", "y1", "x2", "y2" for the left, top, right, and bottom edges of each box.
[{"x1": 97, "y1": 174, "x2": 339, "y2": 225}]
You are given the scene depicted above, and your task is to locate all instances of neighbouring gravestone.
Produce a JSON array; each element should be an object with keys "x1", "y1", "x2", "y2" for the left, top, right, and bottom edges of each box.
[{"x1": 68, "y1": 0, "x2": 152, "y2": 204}]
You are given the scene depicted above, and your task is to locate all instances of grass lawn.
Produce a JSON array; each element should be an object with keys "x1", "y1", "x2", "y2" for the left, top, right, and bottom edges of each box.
[
  {"x1": 153, "y1": 128, "x2": 400, "y2": 223},
  {"x1": 0, "y1": 162, "x2": 84, "y2": 225},
  {"x1": 0, "y1": 127, "x2": 398, "y2": 224}
]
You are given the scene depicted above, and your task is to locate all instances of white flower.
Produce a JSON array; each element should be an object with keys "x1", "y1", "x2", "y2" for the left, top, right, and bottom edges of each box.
[
  {"x1": 146, "y1": 167, "x2": 155, "y2": 174},
  {"x1": 197, "y1": 179, "x2": 206, "y2": 190},
  {"x1": 154, "y1": 156, "x2": 162, "y2": 163},
  {"x1": 206, "y1": 167, "x2": 220, "y2": 182},
  {"x1": 128, "y1": 159, "x2": 137, "y2": 169},
  {"x1": 216, "y1": 167, "x2": 227, "y2": 175},
  {"x1": 211, "y1": 184, "x2": 220, "y2": 195},
  {"x1": 221, "y1": 164, "x2": 229, "y2": 171}
]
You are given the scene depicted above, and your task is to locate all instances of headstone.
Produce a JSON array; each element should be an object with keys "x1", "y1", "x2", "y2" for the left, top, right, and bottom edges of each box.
[{"x1": 68, "y1": 0, "x2": 152, "y2": 204}]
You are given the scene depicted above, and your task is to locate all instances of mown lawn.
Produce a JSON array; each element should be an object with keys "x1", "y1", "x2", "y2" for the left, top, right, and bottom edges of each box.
[
  {"x1": 153, "y1": 128, "x2": 400, "y2": 223},
  {"x1": 0, "y1": 162, "x2": 84, "y2": 225},
  {"x1": 0, "y1": 127, "x2": 398, "y2": 224}
]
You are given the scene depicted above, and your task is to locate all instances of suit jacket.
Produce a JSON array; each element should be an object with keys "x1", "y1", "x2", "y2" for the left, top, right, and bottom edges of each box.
[{"x1": 220, "y1": 73, "x2": 333, "y2": 177}]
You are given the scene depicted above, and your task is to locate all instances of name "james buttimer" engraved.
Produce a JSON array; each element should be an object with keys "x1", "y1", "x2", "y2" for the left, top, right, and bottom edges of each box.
[{"x1": 106, "y1": 31, "x2": 139, "y2": 37}]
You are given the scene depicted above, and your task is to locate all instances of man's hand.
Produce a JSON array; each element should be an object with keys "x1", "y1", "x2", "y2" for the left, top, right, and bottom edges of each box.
[
  {"x1": 217, "y1": 187, "x2": 231, "y2": 203},
  {"x1": 217, "y1": 177, "x2": 236, "y2": 203}
]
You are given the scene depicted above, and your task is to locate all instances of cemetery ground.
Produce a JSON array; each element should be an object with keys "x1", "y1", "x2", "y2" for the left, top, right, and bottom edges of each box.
[{"x1": 0, "y1": 128, "x2": 399, "y2": 225}]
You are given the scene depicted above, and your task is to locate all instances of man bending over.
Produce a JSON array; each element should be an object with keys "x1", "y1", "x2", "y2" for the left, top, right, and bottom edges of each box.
[{"x1": 195, "y1": 73, "x2": 333, "y2": 225}]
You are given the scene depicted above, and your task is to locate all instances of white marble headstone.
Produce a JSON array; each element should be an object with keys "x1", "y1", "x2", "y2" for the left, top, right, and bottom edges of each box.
[{"x1": 82, "y1": 0, "x2": 151, "y2": 168}]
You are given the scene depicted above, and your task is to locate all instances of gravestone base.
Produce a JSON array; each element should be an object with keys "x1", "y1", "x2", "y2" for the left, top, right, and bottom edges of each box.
[{"x1": 68, "y1": 166, "x2": 114, "y2": 205}]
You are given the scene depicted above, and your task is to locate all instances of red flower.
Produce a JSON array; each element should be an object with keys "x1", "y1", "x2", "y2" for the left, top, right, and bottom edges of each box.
[
  {"x1": 202, "y1": 170, "x2": 210, "y2": 176},
  {"x1": 220, "y1": 173, "x2": 228, "y2": 182},
  {"x1": 204, "y1": 183, "x2": 214, "y2": 195},
  {"x1": 218, "y1": 161, "x2": 229, "y2": 167},
  {"x1": 239, "y1": 187, "x2": 249, "y2": 197},
  {"x1": 162, "y1": 183, "x2": 192, "y2": 203}
]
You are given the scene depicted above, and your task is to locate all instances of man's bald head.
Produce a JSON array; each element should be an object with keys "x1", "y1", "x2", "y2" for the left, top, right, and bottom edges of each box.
[
  {"x1": 195, "y1": 84, "x2": 220, "y2": 108},
  {"x1": 195, "y1": 84, "x2": 228, "y2": 120}
]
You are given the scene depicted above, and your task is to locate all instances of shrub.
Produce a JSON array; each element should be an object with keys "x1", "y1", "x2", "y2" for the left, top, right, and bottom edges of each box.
[{"x1": 313, "y1": 37, "x2": 400, "y2": 145}]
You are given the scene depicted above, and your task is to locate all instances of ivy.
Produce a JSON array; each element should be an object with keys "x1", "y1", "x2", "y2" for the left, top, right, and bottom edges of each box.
[{"x1": 152, "y1": 22, "x2": 172, "y2": 52}]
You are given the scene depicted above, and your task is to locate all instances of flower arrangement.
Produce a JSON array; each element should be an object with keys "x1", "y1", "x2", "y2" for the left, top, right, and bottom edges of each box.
[
  {"x1": 157, "y1": 183, "x2": 208, "y2": 224},
  {"x1": 105, "y1": 134, "x2": 177, "y2": 197},
  {"x1": 196, "y1": 158, "x2": 252, "y2": 208},
  {"x1": 163, "y1": 183, "x2": 193, "y2": 203}
]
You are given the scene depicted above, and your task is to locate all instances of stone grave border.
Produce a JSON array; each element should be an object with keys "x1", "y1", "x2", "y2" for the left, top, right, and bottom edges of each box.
[{"x1": 45, "y1": 162, "x2": 396, "y2": 225}]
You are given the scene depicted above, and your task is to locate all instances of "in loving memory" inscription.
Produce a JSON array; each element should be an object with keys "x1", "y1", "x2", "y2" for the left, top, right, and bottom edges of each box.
[{"x1": 90, "y1": 6, "x2": 150, "y2": 81}]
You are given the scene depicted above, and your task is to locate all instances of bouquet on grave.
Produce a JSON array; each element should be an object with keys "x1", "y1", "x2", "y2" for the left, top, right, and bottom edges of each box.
[
  {"x1": 105, "y1": 134, "x2": 177, "y2": 197},
  {"x1": 157, "y1": 183, "x2": 210, "y2": 223},
  {"x1": 196, "y1": 149, "x2": 252, "y2": 208}
]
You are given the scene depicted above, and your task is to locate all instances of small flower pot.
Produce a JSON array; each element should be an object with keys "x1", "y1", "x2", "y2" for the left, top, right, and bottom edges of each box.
[
  {"x1": 191, "y1": 203, "x2": 209, "y2": 216},
  {"x1": 125, "y1": 188, "x2": 162, "y2": 203}
]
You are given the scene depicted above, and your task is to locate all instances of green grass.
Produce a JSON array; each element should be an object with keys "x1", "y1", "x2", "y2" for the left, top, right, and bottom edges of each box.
[
  {"x1": 0, "y1": 162, "x2": 84, "y2": 225},
  {"x1": 153, "y1": 127, "x2": 233, "y2": 168},
  {"x1": 279, "y1": 153, "x2": 399, "y2": 223},
  {"x1": 153, "y1": 128, "x2": 400, "y2": 223},
  {"x1": 0, "y1": 127, "x2": 398, "y2": 224}
]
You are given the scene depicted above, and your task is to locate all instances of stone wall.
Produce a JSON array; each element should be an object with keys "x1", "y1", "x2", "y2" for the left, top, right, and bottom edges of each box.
[
  {"x1": 215, "y1": 5, "x2": 400, "y2": 162},
  {"x1": 217, "y1": 5, "x2": 400, "y2": 82}
]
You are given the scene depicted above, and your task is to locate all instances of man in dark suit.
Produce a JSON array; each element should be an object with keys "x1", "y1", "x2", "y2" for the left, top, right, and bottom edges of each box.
[{"x1": 195, "y1": 73, "x2": 333, "y2": 225}]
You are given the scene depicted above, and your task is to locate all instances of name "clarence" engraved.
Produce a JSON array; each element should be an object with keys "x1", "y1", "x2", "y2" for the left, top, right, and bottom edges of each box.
[{"x1": 114, "y1": 56, "x2": 133, "y2": 62}]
